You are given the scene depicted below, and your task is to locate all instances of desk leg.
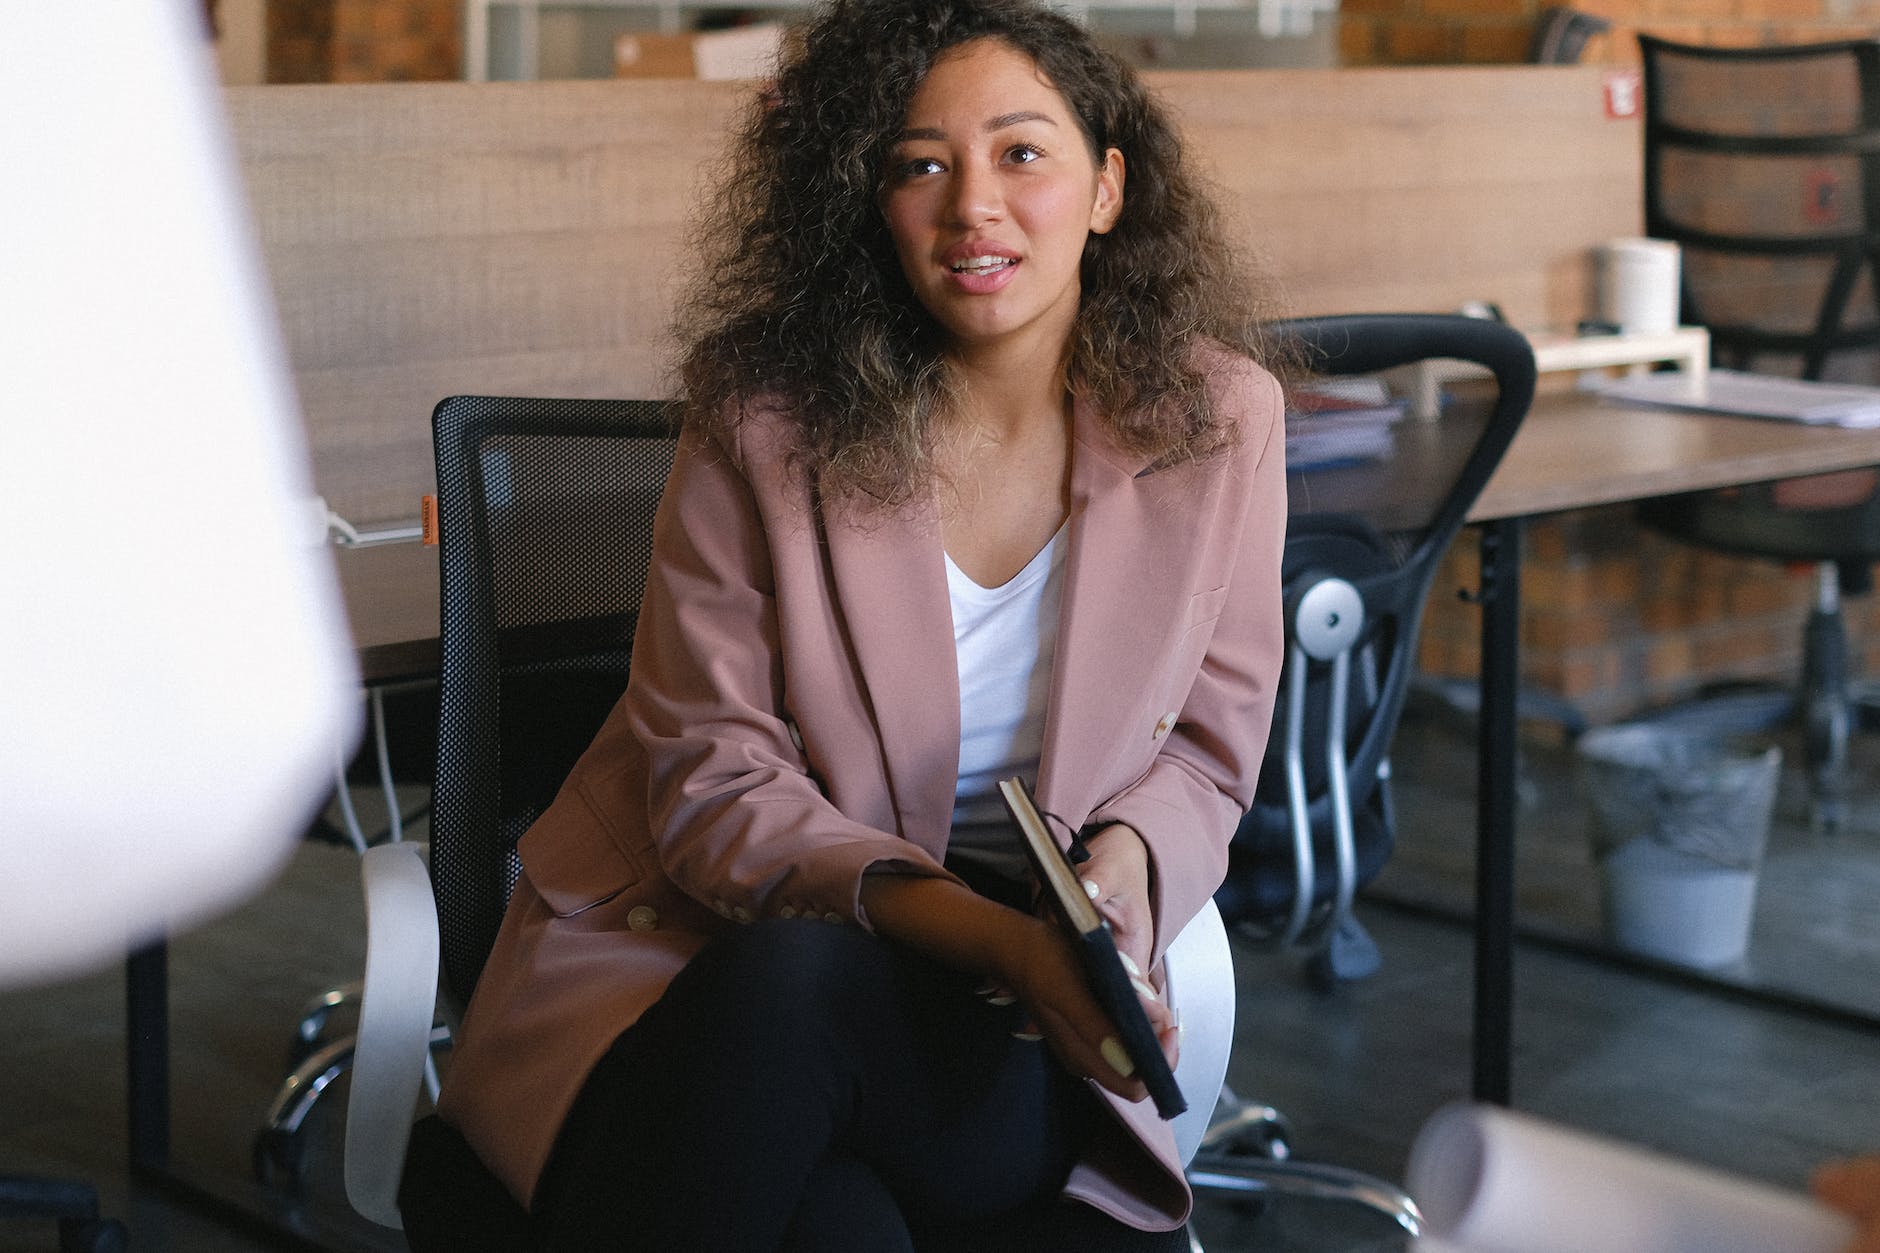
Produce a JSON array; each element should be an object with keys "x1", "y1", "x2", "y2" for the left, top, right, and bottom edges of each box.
[
  {"x1": 1474, "y1": 519, "x2": 1520, "y2": 1106},
  {"x1": 126, "y1": 941, "x2": 170, "y2": 1173}
]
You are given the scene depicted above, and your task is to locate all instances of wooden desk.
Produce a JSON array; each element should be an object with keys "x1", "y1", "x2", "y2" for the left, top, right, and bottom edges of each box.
[
  {"x1": 1473, "y1": 392, "x2": 1880, "y2": 522},
  {"x1": 1453, "y1": 391, "x2": 1880, "y2": 1101},
  {"x1": 332, "y1": 395, "x2": 1880, "y2": 675}
]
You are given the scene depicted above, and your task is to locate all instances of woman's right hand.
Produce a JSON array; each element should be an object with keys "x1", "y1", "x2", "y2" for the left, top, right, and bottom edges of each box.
[
  {"x1": 859, "y1": 872, "x2": 1177, "y2": 1103},
  {"x1": 994, "y1": 911, "x2": 1178, "y2": 1104},
  {"x1": 1815, "y1": 1156, "x2": 1880, "y2": 1253}
]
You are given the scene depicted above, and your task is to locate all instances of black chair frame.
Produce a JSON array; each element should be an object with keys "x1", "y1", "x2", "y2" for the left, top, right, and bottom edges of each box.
[{"x1": 1216, "y1": 313, "x2": 1534, "y2": 981}]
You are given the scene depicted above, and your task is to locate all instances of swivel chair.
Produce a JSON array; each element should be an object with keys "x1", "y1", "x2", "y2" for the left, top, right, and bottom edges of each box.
[
  {"x1": 1636, "y1": 34, "x2": 1880, "y2": 830},
  {"x1": 1214, "y1": 313, "x2": 1534, "y2": 978},
  {"x1": 340, "y1": 391, "x2": 1426, "y2": 1248},
  {"x1": 1201, "y1": 314, "x2": 1533, "y2": 1197},
  {"x1": 343, "y1": 395, "x2": 677, "y2": 1244}
]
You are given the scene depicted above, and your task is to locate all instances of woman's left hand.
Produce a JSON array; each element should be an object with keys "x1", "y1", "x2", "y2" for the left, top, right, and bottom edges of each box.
[
  {"x1": 1078, "y1": 823, "x2": 1178, "y2": 1068},
  {"x1": 1079, "y1": 823, "x2": 1154, "y2": 973}
]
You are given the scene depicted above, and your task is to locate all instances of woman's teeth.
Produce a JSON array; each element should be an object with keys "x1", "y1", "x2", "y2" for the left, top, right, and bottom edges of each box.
[{"x1": 951, "y1": 256, "x2": 1015, "y2": 275}]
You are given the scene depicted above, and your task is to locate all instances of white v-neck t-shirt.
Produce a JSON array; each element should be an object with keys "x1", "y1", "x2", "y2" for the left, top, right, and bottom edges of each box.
[{"x1": 945, "y1": 524, "x2": 1067, "y2": 882}]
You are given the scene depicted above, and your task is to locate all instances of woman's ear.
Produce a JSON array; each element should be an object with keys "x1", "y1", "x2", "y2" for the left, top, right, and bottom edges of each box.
[{"x1": 1089, "y1": 147, "x2": 1125, "y2": 235}]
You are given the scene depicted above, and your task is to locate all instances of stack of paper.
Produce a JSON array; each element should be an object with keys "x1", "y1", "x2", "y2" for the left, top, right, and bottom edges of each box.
[
  {"x1": 1286, "y1": 377, "x2": 1408, "y2": 469},
  {"x1": 1599, "y1": 368, "x2": 1880, "y2": 429}
]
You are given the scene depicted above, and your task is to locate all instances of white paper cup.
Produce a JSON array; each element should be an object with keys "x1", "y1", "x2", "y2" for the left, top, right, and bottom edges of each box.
[{"x1": 1600, "y1": 237, "x2": 1682, "y2": 335}]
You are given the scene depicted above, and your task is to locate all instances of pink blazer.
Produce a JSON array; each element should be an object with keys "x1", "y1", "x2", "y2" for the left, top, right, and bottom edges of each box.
[{"x1": 438, "y1": 351, "x2": 1287, "y2": 1231}]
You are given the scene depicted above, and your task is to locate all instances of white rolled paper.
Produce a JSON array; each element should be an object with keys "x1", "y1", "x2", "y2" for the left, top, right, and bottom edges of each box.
[{"x1": 1406, "y1": 1103, "x2": 1855, "y2": 1253}]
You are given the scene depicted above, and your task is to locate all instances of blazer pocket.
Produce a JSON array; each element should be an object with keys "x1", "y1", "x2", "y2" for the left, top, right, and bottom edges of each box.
[{"x1": 519, "y1": 771, "x2": 649, "y2": 919}]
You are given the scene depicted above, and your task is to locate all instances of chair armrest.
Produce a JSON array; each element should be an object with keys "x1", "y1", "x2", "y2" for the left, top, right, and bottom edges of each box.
[
  {"x1": 1163, "y1": 898, "x2": 1237, "y2": 1166},
  {"x1": 344, "y1": 842, "x2": 440, "y2": 1229}
]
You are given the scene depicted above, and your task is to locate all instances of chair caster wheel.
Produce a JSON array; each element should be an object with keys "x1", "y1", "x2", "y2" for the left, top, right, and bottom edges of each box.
[
  {"x1": 59, "y1": 1218, "x2": 129, "y2": 1253},
  {"x1": 1204, "y1": 1109, "x2": 1292, "y2": 1216},
  {"x1": 252, "y1": 1126, "x2": 306, "y2": 1188},
  {"x1": 1223, "y1": 1123, "x2": 1291, "y2": 1162}
]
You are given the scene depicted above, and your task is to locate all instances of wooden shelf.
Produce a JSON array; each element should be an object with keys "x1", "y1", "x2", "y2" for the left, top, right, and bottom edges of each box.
[{"x1": 1405, "y1": 326, "x2": 1710, "y2": 418}]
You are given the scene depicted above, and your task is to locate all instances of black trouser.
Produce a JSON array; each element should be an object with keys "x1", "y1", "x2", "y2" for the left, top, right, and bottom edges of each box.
[{"x1": 531, "y1": 918, "x2": 1188, "y2": 1252}]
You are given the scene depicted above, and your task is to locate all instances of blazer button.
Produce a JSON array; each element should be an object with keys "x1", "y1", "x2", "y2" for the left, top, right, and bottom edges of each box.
[
  {"x1": 626, "y1": 905, "x2": 659, "y2": 932},
  {"x1": 1152, "y1": 711, "x2": 1177, "y2": 739}
]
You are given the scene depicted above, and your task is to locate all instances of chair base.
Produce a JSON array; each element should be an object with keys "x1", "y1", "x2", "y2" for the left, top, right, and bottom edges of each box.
[
  {"x1": 256, "y1": 1023, "x2": 450, "y2": 1186},
  {"x1": 1185, "y1": 1088, "x2": 1423, "y2": 1241}
]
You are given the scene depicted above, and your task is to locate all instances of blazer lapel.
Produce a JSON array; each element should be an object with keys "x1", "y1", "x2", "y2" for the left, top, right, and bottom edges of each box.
[
  {"x1": 1035, "y1": 396, "x2": 1203, "y2": 828},
  {"x1": 822, "y1": 490, "x2": 961, "y2": 859}
]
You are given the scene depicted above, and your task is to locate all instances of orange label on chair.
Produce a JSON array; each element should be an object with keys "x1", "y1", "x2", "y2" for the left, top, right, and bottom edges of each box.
[{"x1": 421, "y1": 495, "x2": 439, "y2": 546}]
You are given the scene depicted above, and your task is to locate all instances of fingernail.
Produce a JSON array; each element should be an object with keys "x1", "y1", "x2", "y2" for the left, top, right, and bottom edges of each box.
[
  {"x1": 1082, "y1": 879, "x2": 1100, "y2": 900},
  {"x1": 987, "y1": 993, "x2": 1017, "y2": 1006},
  {"x1": 1118, "y1": 951, "x2": 1142, "y2": 978},
  {"x1": 1100, "y1": 1036, "x2": 1136, "y2": 1078},
  {"x1": 1129, "y1": 975, "x2": 1159, "y2": 1002},
  {"x1": 1011, "y1": 1031, "x2": 1044, "y2": 1042}
]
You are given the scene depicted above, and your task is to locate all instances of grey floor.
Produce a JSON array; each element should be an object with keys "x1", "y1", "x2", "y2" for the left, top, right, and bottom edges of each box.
[{"x1": 4, "y1": 698, "x2": 1879, "y2": 1252}]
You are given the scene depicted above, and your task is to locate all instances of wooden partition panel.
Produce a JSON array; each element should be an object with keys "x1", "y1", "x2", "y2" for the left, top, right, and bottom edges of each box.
[
  {"x1": 227, "y1": 66, "x2": 1640, "y2": 524},
  {"x1": 227, "y1": 80, "x2": 745, "y2": 524},
  {"x1": 1158, "y1": 67, "x2": 1640, "y2": 331}
]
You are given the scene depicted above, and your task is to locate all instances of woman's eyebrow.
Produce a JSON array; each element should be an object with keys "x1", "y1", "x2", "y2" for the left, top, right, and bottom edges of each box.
[
  {"x1": 986, "y1": 110, "x2": 1056, "y2": 132},
  {"x1": 894, "y1": 111, "x2": 1060, "y2": 144}
]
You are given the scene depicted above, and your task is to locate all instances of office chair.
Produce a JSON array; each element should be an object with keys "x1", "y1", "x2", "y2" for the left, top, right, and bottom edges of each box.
[
  {"x1": 1636, "y1": 34, "x2": 1880, "y2": 831},
  {"x1": 1215, "y1": 313, "x2": 1534, "y2": 973},
  {"x1": 339, "y1": 392, "x2": 1423, "y2": 1247},
  {"x1": 1198, "y1": 314, "x2": 1533, "y2": 1213},
  {"x1": 340, "y1": 395, "x2": 677, "y2": 1241}
]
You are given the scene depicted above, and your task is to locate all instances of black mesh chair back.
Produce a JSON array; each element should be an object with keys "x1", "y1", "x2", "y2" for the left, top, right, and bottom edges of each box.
[
  {"x1": 1216, "y1": 315, "x2": 1534, "y2": 976},
  {"x1": 1641, "y1": 34, "x2": 1880, "y2": 379},
  {"x1": 1636, "y1": 36, "x2": 1880, "y2": 827},
  {"x1": 430, "y1": 396, "x2": 678, "y2": 1012}
]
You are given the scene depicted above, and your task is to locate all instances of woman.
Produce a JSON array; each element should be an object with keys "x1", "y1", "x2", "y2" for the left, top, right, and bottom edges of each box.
[{"x1": 435, "y1": 0, "x2": 1288, "y2": 1247}]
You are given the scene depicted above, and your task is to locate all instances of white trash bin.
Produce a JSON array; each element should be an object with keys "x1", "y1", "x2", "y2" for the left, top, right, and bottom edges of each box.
[{"x1": 1578, "y1": 724, "x2": 1781, "y2": 969}]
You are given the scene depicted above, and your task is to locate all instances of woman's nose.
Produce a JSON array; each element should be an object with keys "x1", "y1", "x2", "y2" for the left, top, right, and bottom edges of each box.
[{"x1": 947, "y1": 160, "x2": 1003, "y2": 227}]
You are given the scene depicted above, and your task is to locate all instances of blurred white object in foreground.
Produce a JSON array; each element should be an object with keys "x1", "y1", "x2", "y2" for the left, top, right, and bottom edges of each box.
[
  {"x1": 0, "y1": 1, "x2": 359, "y2": 985},
  {"x1": 1408, "y1": 1102, "x2": 1854, "y2": 1253}
]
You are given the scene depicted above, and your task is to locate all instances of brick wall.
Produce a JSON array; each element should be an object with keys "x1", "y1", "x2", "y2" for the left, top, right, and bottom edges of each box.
[
  {"x1": 1418, "y1": 512, "x2": 1880, "y2": 726},
  {"x1": 266, "y1": 0, "x2": 459, "y2": 83},
  {"x1": 1342, "y1": 0, "x2": 1880, "y2": 66}
]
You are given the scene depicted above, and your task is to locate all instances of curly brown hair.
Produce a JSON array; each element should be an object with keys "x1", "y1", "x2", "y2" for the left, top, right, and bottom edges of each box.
[{"x1": 673, "y1": 0, "x2": 1278, "y2": 505}]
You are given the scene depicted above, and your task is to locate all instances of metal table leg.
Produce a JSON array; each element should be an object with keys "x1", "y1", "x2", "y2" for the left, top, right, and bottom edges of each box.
[{"x1": 1473, "y1": 518, "x2": 1521, "y2": 1106}]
